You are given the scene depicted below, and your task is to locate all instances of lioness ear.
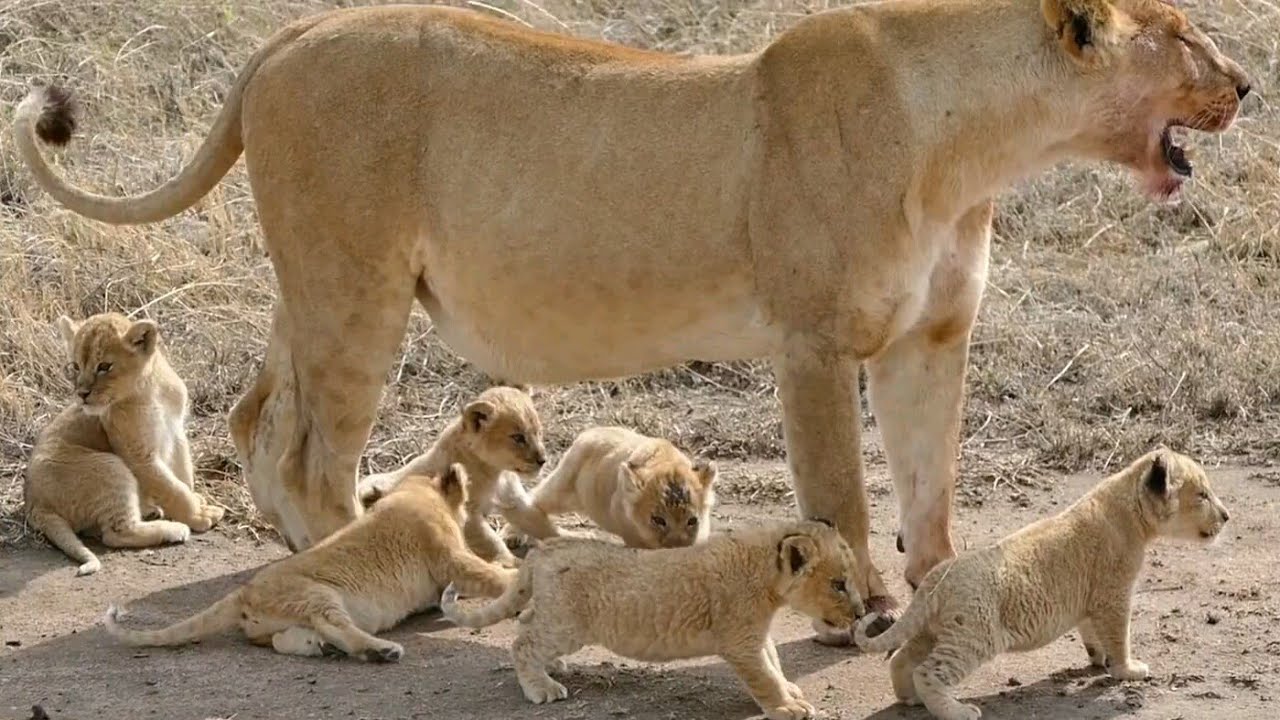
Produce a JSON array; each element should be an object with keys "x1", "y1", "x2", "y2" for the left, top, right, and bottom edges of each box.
[
  {"x1": 1145, "y1": 453, "x2": 1169, "y2": 496},
  {"x1": 462, "y1": 399, "x2": 495, "y2": 433},
  {"x1": 55, "y1": 315, "x2": 80, "y2": 351},
  {"x1": 778, "y1": 534, "x2": 818, "y2": 576},
  {"x1": 1042, "y1": 0, "x2": 1121, "y2": 64},
  {"x1": 125, "y1": 319, "x2": 158, "y2": 356},
  {"x1": 693, "y1": 458, "x2": 717, "y2": 486}
]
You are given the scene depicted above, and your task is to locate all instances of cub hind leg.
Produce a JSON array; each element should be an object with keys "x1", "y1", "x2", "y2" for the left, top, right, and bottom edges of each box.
[
  {"x1": 511, "y1": 618, "x2": 581, "y2": 704},
  {"x1": 301, "y1": 585, "x2": 403, "y2": 663},
  {"x1": 271, "y1": 626, "x2": 328, "y2": 657},
  {"x1": 912, "y1": 631, "x2": 989, "y2": 720},
  {"x1": 890, "y1": 633, "x2": 935, "y2": 705}
]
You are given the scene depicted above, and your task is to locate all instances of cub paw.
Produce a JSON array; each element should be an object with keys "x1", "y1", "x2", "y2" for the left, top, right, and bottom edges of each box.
[
  {"x1": 76, "y1": 558, "x2": 103, "y2": 577},
  {"x1": 939, "y1": 703, "x2": 982, "y2": 720},
  {"x1": 764, "y1": 698, "x2": 815, "y2": 720},
  {"x1": 810, "y1": 618, "x2": 853, "y2": 647},
  {"x1": 501, "y1": 525, "x2": 531, "y2": 553},
  {"x1": 1109, "y1": 659, "x2": 1150, "y2": 681},
  {"x1": 362, "y1": 643, "x2": 404, "y2": 664},
  {"x1": 520, "y1": 677, "x2": 569, "y2": 704},
  {"x1": 162, "y1": 522, "x2": 192, "y2": 544},
  {"x1": 319, "y1": 642, "x2": 346, "y2": 658},
  {"x1": 188, "y1": 502, "x2": 225, "y2": 532},
  {"x1": 783, "y1": 681, "x2": 804, "y2": 702}
]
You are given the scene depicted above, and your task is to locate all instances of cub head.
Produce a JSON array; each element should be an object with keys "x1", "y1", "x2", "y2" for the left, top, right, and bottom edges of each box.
[
  {"x1": 459, "y1": 386, "x2": 547, "y2": 475},
  {"x1": 56, "y1": 312, "x2": 161, "y2": 415},
  {"x1": 618, "y1": 441, "x2": 717, "y2": 549},
  {"x1": 1137, "y1": 446, "x2": 1230, "y2": 543},
  {"x1": 1042, "y1": 0, "x2": 1250, "y2": 199},
  {"x1": 774, "y1": 519, "x2": 865, "y2": 630}
]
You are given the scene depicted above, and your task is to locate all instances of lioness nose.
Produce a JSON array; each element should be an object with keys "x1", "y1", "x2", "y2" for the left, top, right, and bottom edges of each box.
[{"x1": 1236, "y1": 84, "x2": 1251, "y2": 100}]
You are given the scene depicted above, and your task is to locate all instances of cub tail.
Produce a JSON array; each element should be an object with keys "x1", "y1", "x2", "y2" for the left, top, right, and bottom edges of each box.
[
  {"x1": 440, "y1": 562, "x2": 533, "y2": 628},
  {"x1": 104, "y1": 590, "x2": 242, "y2": 647}
]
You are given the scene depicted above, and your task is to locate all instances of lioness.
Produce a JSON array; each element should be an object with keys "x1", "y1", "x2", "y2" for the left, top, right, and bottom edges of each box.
[
  {"x1": 13, "y1": 0, "x2": 1250, "y2": 627},
  {"x1": 104, "y1": 464, "x2": 515, "y2": 661},
  {"x1": 356, "y1": 385, "x2": 547, "y2": 567},
  {"x1": 500, "y1": 425, "x2": 717, "y2": 550},
  {"x1": 853, "y1": 448, "x2": 1229, "y2": 720},
  {"x1": 24, "y1": 313, "x2": 223, "y2": 575},
  {"x1": 441, "y1": 519, "x2": 863, "y2": 719}
]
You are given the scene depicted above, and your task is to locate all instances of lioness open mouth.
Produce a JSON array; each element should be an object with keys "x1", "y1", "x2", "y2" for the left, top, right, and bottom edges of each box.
[
  {"x1": 1143, "y1": 121, "x2": 1199, "y2": 201},
  {"x1": 1160, "y1": 123, "x2": 1193, "y2": 178}
]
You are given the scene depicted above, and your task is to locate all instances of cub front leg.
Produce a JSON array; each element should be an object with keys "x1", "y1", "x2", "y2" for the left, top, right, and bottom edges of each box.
[
  {"x1": 464, "y1": 513, "x2": 520, "y2": 568},
  {"x1": 773, "y1": 340, "x2": 893, "y2": 638},
  {"x1": 1091, "y1": 600, "x2": 1149, "y2": 681},
  {"x1": 124, "y1": 454, "x2": 221, "y2": 532},
  {"x1": 724, "y1": 645, "x2": 814, "y2": 720}
]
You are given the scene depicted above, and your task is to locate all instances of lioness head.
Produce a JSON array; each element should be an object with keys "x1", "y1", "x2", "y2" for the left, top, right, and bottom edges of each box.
[
  {"x1": 618, "y1": 442, "x2": 717, "y2": 549},
  {"x1": 56, "y1": 312, "x2": 161, "y2": 415},
  {"x1": 459, "y1": 386, "x2": 547, "y2": 475},
  {"x1": 1137, "y1": 447, "x2": 1230, "y2": 543},
  {"x1": 774, "y1": 520, "x2": 866, "y2": 630},
  {"x1": 1042, "y1": 0, "x2": 1250, "y2": 199}
]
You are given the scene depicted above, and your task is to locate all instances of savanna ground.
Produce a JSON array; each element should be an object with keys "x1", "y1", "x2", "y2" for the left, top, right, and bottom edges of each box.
[{"x1": 0, "y1": 0, "x2": 1278, "y2": 718}]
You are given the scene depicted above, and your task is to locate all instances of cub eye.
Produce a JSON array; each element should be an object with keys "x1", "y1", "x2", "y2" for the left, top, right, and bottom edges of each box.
[
  {"x1": 1197, "y1": 491, "x2": 1210, "y2": 501},
  {"x1": 831, "y1": 580, "x2": 848, "y2": 595},
  {"x1": 687, "y1": 517, "x2": 698, "y2": 527},
  {"x1": 96, "y1": 362, "x2": 113, "y2": 374},
  {"x1": 511, "y1": 433, "x2": 527, "y2": 447},
  {"x1": 651, "y1": 515, "x2": 667, "y2": 528}
]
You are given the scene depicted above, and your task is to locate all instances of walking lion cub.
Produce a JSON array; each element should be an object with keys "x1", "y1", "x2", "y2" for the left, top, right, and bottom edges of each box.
[
  {"x1": 24, "y1": 312, "x2": 222, "y2": 576},
  {"x1": 442, "y1": 519, "x2": 864, "y2": 719},
  {"x1": 104, "y1": 465, "x2": 514, "y2": 661},
  {"x1": 854, "y1": 447, "x2": 1230, "y2": 720}
]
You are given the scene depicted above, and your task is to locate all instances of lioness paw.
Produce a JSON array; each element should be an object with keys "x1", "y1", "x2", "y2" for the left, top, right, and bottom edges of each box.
[
  {"x1": 520, "y1": 677, "x2": 569, "y2": 704},
  {"x1": 764, "y1": 698, "x2": 815, "y2": 720}
]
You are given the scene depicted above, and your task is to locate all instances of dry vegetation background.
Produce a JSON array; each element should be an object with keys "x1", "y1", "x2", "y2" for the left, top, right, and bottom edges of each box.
[{"x1": 1, "y1": 0, "x2": 1278, "y2": 544}]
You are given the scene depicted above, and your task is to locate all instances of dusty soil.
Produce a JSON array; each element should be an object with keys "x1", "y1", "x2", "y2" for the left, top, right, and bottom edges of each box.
[{"x1": 3, "y1": 460, "x2": 1275, "y2": 720}]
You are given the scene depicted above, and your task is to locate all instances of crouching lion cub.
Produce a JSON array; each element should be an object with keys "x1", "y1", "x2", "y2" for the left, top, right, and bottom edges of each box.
[
  {"x1": 441, "y1": 519, "x2": 864, "y2": 720},
  {"x1": 24, "y1": 312, "x2": 223, "y2": 576},
  {"x1": 356, "y1": 386, "x2": 546, "y2": 568},
  {"x1": 854, "y1": 447, "x2": 1230, "y2": 720},
  {"x1": 502, "y1": 426, "x2": 717, "y2": 550},
  {"x1": 104, "y1": 465, "x2": 515, "y2": 661}
]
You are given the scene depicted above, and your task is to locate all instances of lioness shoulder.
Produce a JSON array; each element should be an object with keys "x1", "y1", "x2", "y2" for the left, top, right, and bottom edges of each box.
[
  {"x1": 502, "y1": 426, "x2": 717, "y2": 550},
  {"x1": 441, "y1": 519, "x2": 864, "y2": 719},
  {"x1": 104, "y1": 464, "x2": 516, "y2": 661},
  {"x1": 854, "y1": 448, "x2": 1230, "y2": 720},
  {"x1": 24, "y1": 312, "x2": 222, "y2": 576}
]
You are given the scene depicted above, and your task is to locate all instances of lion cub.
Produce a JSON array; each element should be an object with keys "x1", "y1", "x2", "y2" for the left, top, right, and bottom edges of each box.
[
  {"x1": 24, "y1": 313, "x2": 223, "y2": 576},
  {"x1": 441, "y1": 519, "x2": 864, "y2": 720},
  {"x1": 501, "y1": 426, "x2": 717, "y2": 550},
  {"x1": 854, "y1": 447, "x2": 1230, "y2": 720},
  {"x1": 105, "y1": 464, "x2": 515, "y2": 661},
  {"x1": 356, "y1": 386, "x2": 547, "y2": 567}
]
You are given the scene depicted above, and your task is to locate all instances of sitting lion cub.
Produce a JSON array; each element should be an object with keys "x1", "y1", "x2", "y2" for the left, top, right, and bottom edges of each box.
[
  {"x1": 24, "y1": 312, "x2": 223, "y2": 576},
  {"x1": 356, "y1": 386, "x2": 546, "y2": 568},
  {"x1": 441, "y1": 519, "x2": 863, "y2": 720},
  {"x1": 501, "y1": 426, "x2": 717, "y2": 550},
  {"x1": 104, "y1": 464, "x2": 515, "y2": 661},
  {"x1": 854, "y1": 447, "x2": 1230, "y2": 720}
]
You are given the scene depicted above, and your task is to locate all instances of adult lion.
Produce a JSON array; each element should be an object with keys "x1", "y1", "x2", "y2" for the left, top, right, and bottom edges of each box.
[{"x1": 13, "y1": 0, "x2": 1249, "y2": 633}]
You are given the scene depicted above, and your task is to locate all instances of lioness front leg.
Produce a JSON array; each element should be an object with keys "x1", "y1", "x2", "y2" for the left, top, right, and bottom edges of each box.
[
  {"x1": 724, "y1": 645, "x2": 814, "y2": 720},
  {"x1": 1091, "y1": 601, "x2": 1149, "y2": 681},
  {"x1": 774, "y1": 341, "x2": 890, "y2": 641}
]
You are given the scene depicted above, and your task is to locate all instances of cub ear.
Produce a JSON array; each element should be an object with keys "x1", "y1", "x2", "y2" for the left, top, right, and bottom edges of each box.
[
  {"x1": 619, "y1": 459, "x2": 643, "y2": 489},
  {"x1": 1145, "y1": 452, "x2": 1169, "y2": 496},
  {"x1": 125, "y1": 319, "x2": 159, "y2": 356},
  {"x1": 692, "y1": 458, "x2": 717, "y2": 486},
  {"x1": 778, "y1": 533, "x2": 819, "y2": 577},
  {"x1": 440, "y1": 463, "x2": 470, "y2": 505},
  {"x1": 462, "y1": 399, "x2": 496, "y2": 433},
  {"x1": 55, "y1": 315, "x2": 80, "y2": 351},
  {"x1": 1041, "y1": 0, "x2": 1122, "y2": 65}
]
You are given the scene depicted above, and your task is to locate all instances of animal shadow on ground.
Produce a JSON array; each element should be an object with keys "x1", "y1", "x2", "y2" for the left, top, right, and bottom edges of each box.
[{"x1": 861, "y1": 665, "x2": 1138, "y2": 720}]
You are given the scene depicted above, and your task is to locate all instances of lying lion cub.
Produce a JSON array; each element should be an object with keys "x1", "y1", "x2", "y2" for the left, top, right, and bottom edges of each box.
[
  {"x1": 25, "y1": 312, "x2": 223, "y2": 576},
  {"x1": 502, "y1": 426, "x2": 717, "y2": 550},
  {"x1": 854, "y1": 447, "x2": 1230, "y2": 720},
  {"x1": 442, "y1": 519, "x2": 863, "y2": 719},
  {"x1": 356, "y1": 386, "x2": 546, "y2": 568},
  {"x1": 105, "y1": 465, "x2": 514, "y2": 661}
]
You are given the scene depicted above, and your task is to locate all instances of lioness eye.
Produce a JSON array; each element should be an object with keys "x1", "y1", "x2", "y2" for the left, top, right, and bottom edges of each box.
[
  {"x1": 96, "y1": 362, "x2": 113, "y2": 374},
  {"x1": 651, "y1": 515, "x2": 667, "y2": 528},
  {"x1": 511, "y1": 433, "x2": 526, "y2": 446},
  {"x1": 831, "y1": 580, "x2": 848, "y2": 595}
]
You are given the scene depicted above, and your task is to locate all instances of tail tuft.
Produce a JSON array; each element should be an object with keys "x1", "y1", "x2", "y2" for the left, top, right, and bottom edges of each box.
[{"x1": 32, "y1": 86, "x2": 78, "y2": 146}]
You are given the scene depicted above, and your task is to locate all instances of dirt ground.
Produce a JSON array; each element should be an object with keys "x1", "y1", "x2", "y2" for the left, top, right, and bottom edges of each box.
[{"x1": 3, "y1": 460, "x2": 1276, "y2": 720}]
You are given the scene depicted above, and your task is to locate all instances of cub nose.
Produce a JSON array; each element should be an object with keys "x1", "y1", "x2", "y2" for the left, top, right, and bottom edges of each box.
[
  {"x1": 77, "y1": 388, "x2": 91, "y2": 400},
  {"x1": 1236, "y1": 83, "x2": 1251, "y2": 100},
  {"x1": 1221, "y1": 509, "x2": 1230, "y2": 523}
]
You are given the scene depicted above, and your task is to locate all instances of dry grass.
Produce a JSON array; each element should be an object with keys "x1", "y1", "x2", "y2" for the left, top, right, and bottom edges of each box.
[{"x1": 2, "y1": 0, "x2": 1278, "y2": 545}]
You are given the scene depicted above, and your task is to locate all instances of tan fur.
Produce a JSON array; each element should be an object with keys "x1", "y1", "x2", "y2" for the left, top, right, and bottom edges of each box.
[
  {"x1": 355, "y1": 386, "x2": 546, "y2": 567},
  {"x1": 13, "y1": 2, "x2": 1249, "y2": 624},
  {"x1": 440, "y1": 520, "x2": 864, "y2": 719},
  {"x1": 853, "y1": 448, "x2": 1230, "y2": 720},
  {"x1": 500, "y1": 426, "x2": 717, "y2": 550},
  {"x1": 23, "y1": 313, "x2": 222, "y2": 576},
  {"x1": 103, "y1": 465, "x2": 516, "y2": 661}
]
